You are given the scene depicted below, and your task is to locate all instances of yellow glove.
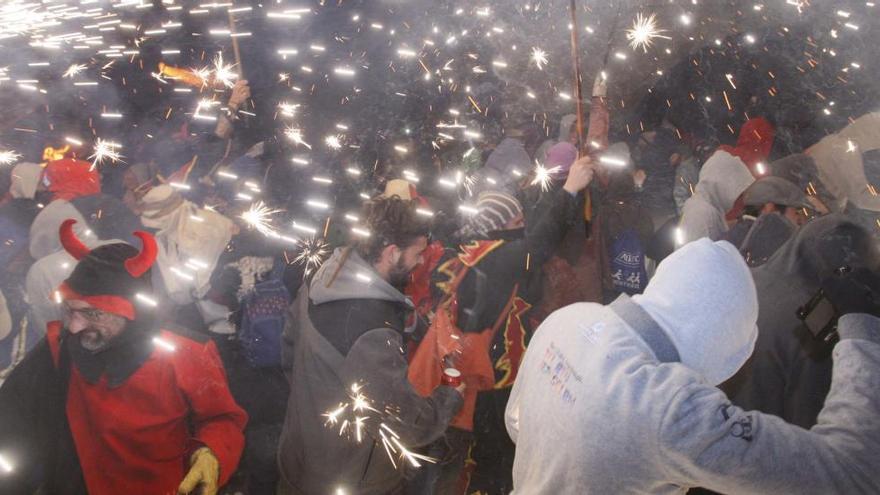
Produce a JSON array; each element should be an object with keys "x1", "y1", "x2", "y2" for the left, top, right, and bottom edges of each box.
[{"x1": 177, "y1": 447, "x2": 220, "y2": 495}]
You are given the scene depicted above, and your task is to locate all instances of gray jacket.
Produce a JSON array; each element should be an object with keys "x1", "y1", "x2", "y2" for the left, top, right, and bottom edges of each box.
[
  {"x1": 278, "y1": 248, "x2": 463, "y2": 495},
  {"x1": 506, "y1": 296, "x2": 880, "y2": 494}
]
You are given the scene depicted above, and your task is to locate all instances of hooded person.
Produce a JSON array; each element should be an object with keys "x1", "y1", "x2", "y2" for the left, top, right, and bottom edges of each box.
[
  {"x1": 677, "y1": 141, "x2": 757, "y2": 244},
  {"x1": 0, "y1": 162, "x2": 43, "y2": 283},
  {"x1": 506, "y1": 237, "x2": 880, "y2": 494},
  {"x1": 634, "y1": 128, "x2": 680, "y2": 227},
  {"x1": 723, "y1": 214, "x2": 880, "y2": 428},
  {"x1": 471, "y1": 122, "x2": 541, "y2": 195},
  {"x1": 0, "y1": 220, "x2": 247, "y2": 495},
  {"x1": 277, "y1": 196, "x2": 464, "y2": 495},
  {"x1": 723, "y1": 175, "x2": 814, "y2": 266},
  {"x1": 137, "y1": 185, "x2": 236, "y2": 328},
  {"x1": 806, "y1": 111, "x2": 880, "y2": 213}
]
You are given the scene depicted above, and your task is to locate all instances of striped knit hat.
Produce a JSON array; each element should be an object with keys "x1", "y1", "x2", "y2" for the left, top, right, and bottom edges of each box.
[{"x1": 460, "y1": 191, "x2": 523, "y2": 239}]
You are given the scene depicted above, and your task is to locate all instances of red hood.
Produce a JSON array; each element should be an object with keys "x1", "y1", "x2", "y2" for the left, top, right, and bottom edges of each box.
[
  {"x1": 44, "y1": 158, "x2": 101, "y2": 201},
  {"x1": 719, "y1": 117, "x2": 775, "y2": 170}
]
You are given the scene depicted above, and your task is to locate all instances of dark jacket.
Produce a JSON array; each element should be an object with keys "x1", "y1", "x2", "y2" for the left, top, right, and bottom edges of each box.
[
  {"x1": 723, "y1": 214, "x2": 880, "y2": 427},
  {"x1": 278, "y1": 248, "x2": 463, "y2": 495}
]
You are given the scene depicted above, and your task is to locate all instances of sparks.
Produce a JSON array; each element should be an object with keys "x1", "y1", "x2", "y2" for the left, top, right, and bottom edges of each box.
[
  {"x1": 530, "y1": 47, "x2": 548, "y2": 70},
  {"x1": 0, "y1": 149, "x2": 21, "y2": 166},
  {"x1": 284, "y1": 126, "x2": 312, "y2": 149},
  {"x1": 63, "y1": 63, "x2": 87, "y2": 78},
  {"x1": 531, "y1": 164, "x2": 561, "y2": 192},
  {"x1": 212, "y1": 53, "x2": 239, "y2": 88},
  {"x1": 240, "y1": 201, "x2": 283, "y2": 237},
  {"x1": 626, "y1": 13, "x2": 670, "y2": 53},
  {"x1": 89, "y1": 138, "x2": 124, "y2": 168},
  {"x1": 293, "y1": 237, "x2": 329, "y2": 276},
  {"x1": 325, "y1": 134, "x2": 344, "y2": 150}
]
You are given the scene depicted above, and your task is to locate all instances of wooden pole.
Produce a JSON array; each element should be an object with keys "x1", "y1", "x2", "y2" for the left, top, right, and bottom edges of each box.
[
  {"x1": 569, "y1": 0, "x2": 586, "y2": 154},
  {"x1": 228, "y1": 10, "x2": 244, "y2": 77}
]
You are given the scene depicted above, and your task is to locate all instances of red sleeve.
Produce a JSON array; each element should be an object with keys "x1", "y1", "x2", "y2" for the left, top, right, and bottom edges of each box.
[{"x1": 174, "y1": 337, "x2": 248, "y2": 486}]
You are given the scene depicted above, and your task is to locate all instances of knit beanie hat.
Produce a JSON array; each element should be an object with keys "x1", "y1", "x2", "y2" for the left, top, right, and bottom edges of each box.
[
  {"x1": 57, "y1": 219, "x2": 157, "y2": 320},
  {"x1": 632, "y1": 238, "x2": 759, "y2": 385},
  {"x1": 461, "y1": 191, "x2": 523, "y2": 239}
]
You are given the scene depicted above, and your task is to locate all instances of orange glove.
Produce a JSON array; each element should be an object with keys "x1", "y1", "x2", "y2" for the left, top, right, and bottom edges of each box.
[{"x1": 177, "y1": 447, "x2": 220, "y2": 495}]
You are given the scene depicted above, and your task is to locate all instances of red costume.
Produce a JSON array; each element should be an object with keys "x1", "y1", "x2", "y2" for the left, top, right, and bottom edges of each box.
[{"x1": 44, "y1": 323, "x2": 246, "y2": 494}]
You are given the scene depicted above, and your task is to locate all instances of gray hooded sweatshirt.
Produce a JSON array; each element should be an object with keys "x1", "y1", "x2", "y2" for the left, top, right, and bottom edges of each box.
[
  {"x1": 506, "y1": 238, "x2": 880, "y2": 494},
  {"x1": 679, "y1": 150, "x2": 755, "y2": 244},
  {"x1": 278, "y1": 248, "x2": 463, "y2": 495},
  {"x1": 724, "y1": 214, "x2": 880, "y2": 427}
]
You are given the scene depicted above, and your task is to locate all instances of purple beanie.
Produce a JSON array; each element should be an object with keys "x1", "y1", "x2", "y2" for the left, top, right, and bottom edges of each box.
[{"x1": 545, "y1": 142, "x2": 578, "y2": 174}]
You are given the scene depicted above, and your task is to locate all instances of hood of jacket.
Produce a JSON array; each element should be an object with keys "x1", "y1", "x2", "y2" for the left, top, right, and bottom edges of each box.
[
  {"x1": 739, "y1": 212, "x2": 798, "y2": 267},
  {"x1": 695, "y1": 149, "x2": 756, "y2": 214},
  {"x1": 754, "y1": 213, "x2": 880, "y2": 290},
  {"x1": 9, "y1": 162, "x2": 42, "y2": 200},
  {"x1": 309, "y1": 247, "x2": 413, "y2": 308},
  {"x1": 633, "y1": 238, "x2": 759, "y2": 385}
]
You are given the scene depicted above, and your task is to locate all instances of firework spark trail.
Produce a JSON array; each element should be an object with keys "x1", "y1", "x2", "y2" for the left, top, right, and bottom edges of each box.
[{"x1": 626, "y1": 13, "x2": 671, "y2": 53}]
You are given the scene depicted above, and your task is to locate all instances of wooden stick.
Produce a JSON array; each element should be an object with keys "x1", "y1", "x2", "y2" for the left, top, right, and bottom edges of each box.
[{"x1": 569, "y1": 0, "x2": 586, "y2": 154}]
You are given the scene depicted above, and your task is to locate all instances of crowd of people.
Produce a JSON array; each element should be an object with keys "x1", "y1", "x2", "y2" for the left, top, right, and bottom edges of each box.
[{"x1": 1, "y1": 73, "x2": 880, "y2": 495}]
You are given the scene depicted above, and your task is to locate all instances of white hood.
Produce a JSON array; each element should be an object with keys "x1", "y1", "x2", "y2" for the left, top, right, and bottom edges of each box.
[
  {"x1": 633, "y1": 238, "x2": 759, "y2": 385},
  {"x1": 695, "y1": 150, "x2": 755, "y2": 213}
]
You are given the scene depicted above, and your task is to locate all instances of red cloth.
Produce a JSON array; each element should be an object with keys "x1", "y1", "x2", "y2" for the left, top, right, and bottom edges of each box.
[
  {"x1": 43, "y1": 158, "x2": 101, "y2": 201},
  {"x1": 408, "y1": 303, "x2": 496, "y2": 431},
  {"x1": 46, "y1": 323, "x2": 247, "y2": 495},
  {"x1": 718, "y1": 117, "x2": 776, "y2": 171}
]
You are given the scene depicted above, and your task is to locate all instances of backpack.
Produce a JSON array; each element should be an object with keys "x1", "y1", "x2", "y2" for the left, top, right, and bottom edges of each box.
[
  {"x1": 608, "y1": 228, "x2": 648, "y2": 296},
  {"x1": 239, "y1": 260, "x2": 290, "y2": 368}
]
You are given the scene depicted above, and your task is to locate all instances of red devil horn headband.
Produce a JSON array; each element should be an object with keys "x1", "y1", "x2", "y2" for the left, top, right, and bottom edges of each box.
[
  {"x1": 59, "y1": 219, "x2": 90, "y2": 260},
  {"x1": 59, "y1": 219, "x2": 158, "y2": 277}
]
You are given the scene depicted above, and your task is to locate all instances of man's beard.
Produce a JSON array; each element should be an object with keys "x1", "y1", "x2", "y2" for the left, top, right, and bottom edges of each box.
[
  {"x1": 76, "y1": 329, "x2": 111, "y2": 352},
  {"x1": 388, "y1": 257, "x2": 412, "y2": 290}
]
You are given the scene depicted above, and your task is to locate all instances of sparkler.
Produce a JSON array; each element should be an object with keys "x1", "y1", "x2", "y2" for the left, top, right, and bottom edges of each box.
[
  {"x1": 240, "y1": 201, "x2": 283, "y2": 236},
  {"x1": 530, "y1": 47, "x2": 548, "y2": 70},
  {"x1": 626, "y1": 13, "x2": 670, "y2": 53}
]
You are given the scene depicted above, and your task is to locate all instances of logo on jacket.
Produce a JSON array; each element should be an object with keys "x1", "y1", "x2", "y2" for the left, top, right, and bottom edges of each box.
[{"x1": 720, "y1": 403, "x2": 754, "y2": 442}]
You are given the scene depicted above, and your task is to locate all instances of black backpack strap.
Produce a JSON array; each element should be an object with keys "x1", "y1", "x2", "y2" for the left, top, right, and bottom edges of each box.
[{"x1": 609, "y1": 295, "x2": 680, "y2": 364}]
